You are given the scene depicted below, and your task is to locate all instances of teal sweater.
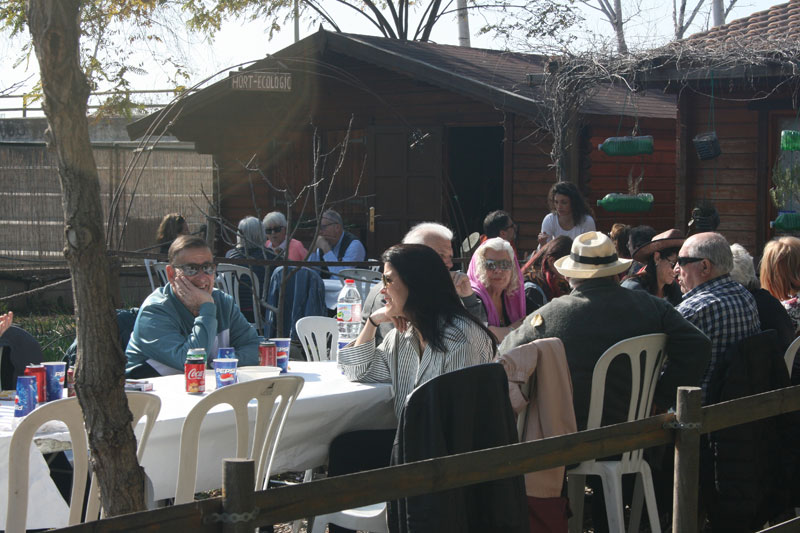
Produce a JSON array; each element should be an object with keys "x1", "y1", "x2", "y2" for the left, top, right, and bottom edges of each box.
[{"x1": 126, "y1": 284, "x2": 259, "y2": 373}]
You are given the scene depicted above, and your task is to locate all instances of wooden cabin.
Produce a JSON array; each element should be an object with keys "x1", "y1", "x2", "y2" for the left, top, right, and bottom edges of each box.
[
  {"x1": 642, "y1": 0, "x2": 800, "y2": 254},
  {"x1": 128, "y1": 30, "x2": 676, "y2": 259}
]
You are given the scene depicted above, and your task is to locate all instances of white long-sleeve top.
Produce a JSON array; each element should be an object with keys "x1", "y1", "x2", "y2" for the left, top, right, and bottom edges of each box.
[{"x1": 338, "y1": 315, "x2": 495, "y2": 420}]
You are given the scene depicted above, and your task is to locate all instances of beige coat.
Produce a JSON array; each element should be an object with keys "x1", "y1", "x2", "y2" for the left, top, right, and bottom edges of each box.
[{"x1": 495, "y1": 338, "x2": 577, "y2": 498}]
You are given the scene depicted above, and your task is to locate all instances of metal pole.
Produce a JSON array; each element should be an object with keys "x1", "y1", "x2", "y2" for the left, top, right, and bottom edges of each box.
[{"x1": 672, "y1": 386, "x2": 702, "y2": 533}]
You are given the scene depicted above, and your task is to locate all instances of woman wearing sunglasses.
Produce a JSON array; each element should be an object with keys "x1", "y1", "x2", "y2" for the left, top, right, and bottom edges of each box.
[
  {"x1": 622, "y1": 228, "x2": 685, "y2": 306},
  {"x1": 339, "y1": 243, "x2": 496, "y2": 420},
  {"x1": 467, "y1": 237, "x2": 527, "y2": 342},
  {"x1": 262, "y1": 211, "x2": 308, "y2": 261}
]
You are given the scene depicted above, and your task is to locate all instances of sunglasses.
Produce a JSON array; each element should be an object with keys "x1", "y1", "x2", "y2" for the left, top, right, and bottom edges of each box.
[
  {"x1": 676, "y1": 256, "x2": 705, "y2": 267},
  {"x1": 174, "y1": 262, "x2": 216, "y2": 276},
  {"x1": 485, "y1": 259, "x2": 512, "y2": 271},
  {"x1": 264, "y1": 226, "x2": 284, "y2": 234},
  {"x1": 381, "y1": 274, "x2": 394, "y2": 287}
]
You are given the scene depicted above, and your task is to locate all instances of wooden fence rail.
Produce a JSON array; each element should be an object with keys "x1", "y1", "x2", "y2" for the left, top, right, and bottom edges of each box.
[{"x1": 52, "y1": 383, "x2": 800, "y2": 532}]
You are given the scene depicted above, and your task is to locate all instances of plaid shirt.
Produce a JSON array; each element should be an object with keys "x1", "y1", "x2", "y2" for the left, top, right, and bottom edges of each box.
[{"x1": 677, "y1": 274, "x2": 760, "y2": 402}]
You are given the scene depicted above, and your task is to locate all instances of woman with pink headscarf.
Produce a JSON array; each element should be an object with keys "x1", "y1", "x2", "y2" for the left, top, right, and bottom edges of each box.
[{"x1": 468, "y1": 237, "x2": 527, "y2": 342}]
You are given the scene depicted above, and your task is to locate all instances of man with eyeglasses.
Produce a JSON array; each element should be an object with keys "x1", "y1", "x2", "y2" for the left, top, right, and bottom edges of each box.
[
  {"x1": 483, "y1": 210, "x2": 517, "y2": 244},
  {"x1": 126, "y1": 235, "x2": 260, "y2": 377},
  {"x1": 308, "y1": 209, "x2": 366, "y2": 277},
  {"x1": 674, "y1": 232, "x2": 760, "y2": 402}
]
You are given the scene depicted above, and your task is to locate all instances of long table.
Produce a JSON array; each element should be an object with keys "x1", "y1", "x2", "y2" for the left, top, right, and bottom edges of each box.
[{"x1": 0, "y1": 361, "x2": 395, "y2": 529}]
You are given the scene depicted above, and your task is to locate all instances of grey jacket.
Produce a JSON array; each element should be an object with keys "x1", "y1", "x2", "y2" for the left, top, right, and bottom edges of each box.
[{"x1": 499, "y1": 277, "x2": 711, "y2": 431}]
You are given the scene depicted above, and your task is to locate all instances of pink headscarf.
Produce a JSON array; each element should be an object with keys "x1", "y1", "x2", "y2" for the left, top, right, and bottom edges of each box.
[{"x1": 467, "y1": 239, "x2": 526, "y2": 327}]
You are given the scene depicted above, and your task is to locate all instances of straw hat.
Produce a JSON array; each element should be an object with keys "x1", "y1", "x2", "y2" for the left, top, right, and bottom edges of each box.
[
  {"x1": 554, "y1": 232, "x2": 632, "y2": 279},
  {"x1": 632, "y1": 229, "x2": 685, "y2": 264}
]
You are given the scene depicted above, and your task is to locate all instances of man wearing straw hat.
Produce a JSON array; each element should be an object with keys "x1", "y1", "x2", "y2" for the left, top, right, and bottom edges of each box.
[{"x1": 500, "y1": 231, "x2": 710, "y2": 431}]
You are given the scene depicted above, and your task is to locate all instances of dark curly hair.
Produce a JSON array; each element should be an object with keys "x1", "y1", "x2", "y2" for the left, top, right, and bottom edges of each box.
[{"x1": 548, "y1": 182, "x2": 593, "y2": 226}]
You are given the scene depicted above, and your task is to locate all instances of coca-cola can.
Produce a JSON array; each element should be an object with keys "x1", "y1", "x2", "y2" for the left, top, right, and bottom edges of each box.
[
  {"x1": 66, "y1": 368, "x2": 76, "y2": 398},
  {"x1": 258, "y1": 341, "x2": 277, "y2": 367},
  {"x1": 185, "y1": 358, "x2": 205, "y2": 394},
  {"x1": 24, "y1": 364, "x2": 46, "y2": 404}
]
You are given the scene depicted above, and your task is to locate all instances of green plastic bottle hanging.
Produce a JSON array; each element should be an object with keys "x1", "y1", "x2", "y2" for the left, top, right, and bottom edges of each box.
[
  {"x1": 780, "y1": 130, "x2": 800, "y2": 151},
  {"x1": 598, "y1": 136, "x2": 654, "y2": 156}
]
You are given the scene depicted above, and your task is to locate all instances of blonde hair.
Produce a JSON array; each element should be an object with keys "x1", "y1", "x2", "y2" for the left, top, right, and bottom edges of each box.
[
  {"x1": 475, "y1": 237, "x2": 519, "y2": 294},
  {"x1": 760, "y1": 236, "x2": 800, "y2": 300}
]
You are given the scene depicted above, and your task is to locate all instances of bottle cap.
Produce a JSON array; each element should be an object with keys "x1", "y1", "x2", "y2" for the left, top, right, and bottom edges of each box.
[{"x1": 345, "y1": 279, "x2": 355, "y2": 284}]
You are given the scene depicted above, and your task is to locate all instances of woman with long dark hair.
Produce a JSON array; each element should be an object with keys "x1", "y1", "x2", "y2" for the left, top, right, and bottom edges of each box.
[
  {"x1": 538, "y1": 181, "x2": 595, "y2": 247},
  {"x1": 621, "y1": 229, "x2": 684, "y2": 306},
  {"x1": 339, "y1": 243, "x2": 497, "y2": 419}
]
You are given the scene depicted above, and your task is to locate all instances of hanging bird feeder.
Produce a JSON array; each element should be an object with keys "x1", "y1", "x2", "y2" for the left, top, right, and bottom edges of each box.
[
  {"x1": 596, "y1": 167, "x2": 654, "y2": 213},
  {"x1": 598, "y1": 135, "x2": 654, "y2": 156},
  {"x1": 693, "y1": 132, "x2": 722, "y2": 160}
]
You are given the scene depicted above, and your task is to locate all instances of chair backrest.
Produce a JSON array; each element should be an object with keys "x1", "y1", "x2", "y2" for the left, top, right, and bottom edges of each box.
[
  {"x1": 84, "y1": 392, "x2": 162, "y2": 520},
  {"x1": 151, "y1": 262, "x2": 169, "y2": 287},
  {"x1": 215, "y1": 263, "x2": 264, "y2": 333},
  {"x1": 337, "y1": 268, "x2": 382, "y2": 305},
  {"x1": 783, "y1": 336, "x2": 800, "y2": 376},
  {"x1": 6, "y1": 392, "x2": 161, "y2": 532},
  {"x1": 144, "y1": 259, "x2": 158, "y2": 292},
  {"x1": 296, "y1": 317, "x2": 339, "y2": 362},
  {"x1": 584, "y1": 333, "x2": 668, "y2": 465},
  {"x1": 174, "y1": 375, "x2": 304, "y2": 504}
]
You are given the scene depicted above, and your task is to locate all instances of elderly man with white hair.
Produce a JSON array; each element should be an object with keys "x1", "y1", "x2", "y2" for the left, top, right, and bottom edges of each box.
[
  {"x1": 673, "y1": 232, "x2": 760, "y2": 402},
  {"x1": 500, "y1": 231, "x2": 710, "y2": 431},
  {"x1": 361, "y1": 222, "x2": 487, "y2": 343},
  {"x1": 262, "y1": 211, "x2": 308, "y2": 261}
]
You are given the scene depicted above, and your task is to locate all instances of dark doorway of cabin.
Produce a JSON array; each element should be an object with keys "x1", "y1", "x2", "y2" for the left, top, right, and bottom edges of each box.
[{"x1": 446, "y1": 126, "x2": 504, "y2": 246}]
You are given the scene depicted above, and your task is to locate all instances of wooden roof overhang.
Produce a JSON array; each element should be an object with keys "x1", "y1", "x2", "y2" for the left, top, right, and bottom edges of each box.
[{"x1": 127, "y1": 30, "x2": 676, "y2": 145}]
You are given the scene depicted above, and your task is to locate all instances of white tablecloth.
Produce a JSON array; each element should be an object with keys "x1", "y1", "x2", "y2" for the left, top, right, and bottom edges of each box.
[{"x1": 0, "y1": 361, "x2": 394, "y2": 528}]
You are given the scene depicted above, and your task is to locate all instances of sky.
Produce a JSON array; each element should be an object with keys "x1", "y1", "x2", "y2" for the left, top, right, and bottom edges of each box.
[{"x1": 0, "y1": 0, "x2": 784, "y2": 117}]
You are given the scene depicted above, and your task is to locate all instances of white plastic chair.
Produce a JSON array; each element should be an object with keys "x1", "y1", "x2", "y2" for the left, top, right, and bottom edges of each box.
[
  {"x1": 6, "y1": 392, "x2": 162, "y2": 532},
  {"x1": 338, "y1": 268, "x2": 382, "y2": 306},
  {"x1": 85, "y1": 392, "x2": 162, "y2": 519},
  {"x1": 310, "y1": 502, "x2": 388, "y2": 533},
  {"x1": 215, "y1": 263, "x2": 264, "y2": 333},
  {"x1": 784, "y1": 336, "x2": 800, "y2": 377},
  {"x1": 144, "y1": 259, "x2": 158, "y2": 291},
  {"x1": 151, "y1": 261, "x2": 169, "y2": 287},
  {"x1": 174, "y1": 375, "x2": 304, "y2": 504},
  {"x1": 296, "y1": 316, "x2": 339, "y2": 362},
  {"x1": 566, "y1": 333, "x2": 668, "y2": 533}
]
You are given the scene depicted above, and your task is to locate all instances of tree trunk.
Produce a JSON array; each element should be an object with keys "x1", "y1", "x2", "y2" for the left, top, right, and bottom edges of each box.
[
  {"x1": 613, "y1": 0, "x2": 628, "y2": 54},
  {"x1": 27, "y1": 0, "x2": 146, "y2": 517},
  {"x1": 712, "y1": 0, "x2": 724, "y2": 26}
]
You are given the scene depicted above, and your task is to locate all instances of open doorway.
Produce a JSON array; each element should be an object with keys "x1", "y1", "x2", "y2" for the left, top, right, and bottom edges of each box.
[{"x1": 446, "y1": 126, "x2": 505, "y2": 244}]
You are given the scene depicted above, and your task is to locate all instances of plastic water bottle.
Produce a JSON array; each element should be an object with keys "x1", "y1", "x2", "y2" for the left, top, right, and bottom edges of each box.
[{"x1": 337, "y1": 279, "x2": 362, "y2": 343}]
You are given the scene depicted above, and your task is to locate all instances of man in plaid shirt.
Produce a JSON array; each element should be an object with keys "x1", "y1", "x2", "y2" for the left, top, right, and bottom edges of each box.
[{"x1": 675, "y1": 232, "x2": 760, "y2": 403}]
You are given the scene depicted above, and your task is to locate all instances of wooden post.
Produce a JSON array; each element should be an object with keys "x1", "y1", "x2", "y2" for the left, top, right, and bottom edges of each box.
[
  {"x1": 222, "y1": 459, "x2": 255, "y2": 533},
  {"x1": 672, "y1": 386, "x2": 702, "y2": 533}
]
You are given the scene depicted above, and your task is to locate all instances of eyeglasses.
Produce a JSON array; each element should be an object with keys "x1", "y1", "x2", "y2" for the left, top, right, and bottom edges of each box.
[
  {"x1": 174, "y1": 262, "x2": 216, "y2": 276},
  {"x1": 381, "y1": 274, "x2": 394, "y2": 287},
  {"x1": 320, "y1": 221, "x2": 339, "y2": 230},
  {"x1": 503, "y1": 223, "x2": 518, "y2": 233},
  {"x1": 485, "y1": 259, "x2": 512, "y2": 271},
  {"x1": 265, "y1": 226, "x2": 284, "y2": 234},
  {"x1": 676, "y1": 256, "x2": 705, "y2": 267}
]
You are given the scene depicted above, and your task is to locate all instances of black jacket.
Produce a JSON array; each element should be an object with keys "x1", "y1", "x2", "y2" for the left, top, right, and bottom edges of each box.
[
  {"x1": 704, "y1": 329, "x2": 800, "y2": 531},
  {"x1": 388, "y1": 363, "x2": 528, "y2": 533}
]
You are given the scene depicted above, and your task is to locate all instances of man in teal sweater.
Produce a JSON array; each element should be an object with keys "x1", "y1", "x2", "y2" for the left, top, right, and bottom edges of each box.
[{"x1": 126, "y1": 235, "x2": 259, "y2": 377}]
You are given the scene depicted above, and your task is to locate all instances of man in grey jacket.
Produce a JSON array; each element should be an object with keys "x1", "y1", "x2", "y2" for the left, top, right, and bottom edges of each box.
[
  {"x1": 500, "y1": 231, "x2": 711, "y2": 431},
  {"x1": 361, "y1": 222, "x2": 487, "y2": 343}
]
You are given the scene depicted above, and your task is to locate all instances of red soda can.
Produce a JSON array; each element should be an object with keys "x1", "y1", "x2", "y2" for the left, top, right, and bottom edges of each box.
[
  {"x1": 66, "y1": 368, "x2": 76, "y2": 397},
  {"x1": 259, "y1": 341, "x2": 277, "y2": 367},
  {"x1": 185, "y1": 356, "x2": 205, "y2": 394},
  {"x1": 24, "y1": 364, "x2": 46, "y2": 404}
]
